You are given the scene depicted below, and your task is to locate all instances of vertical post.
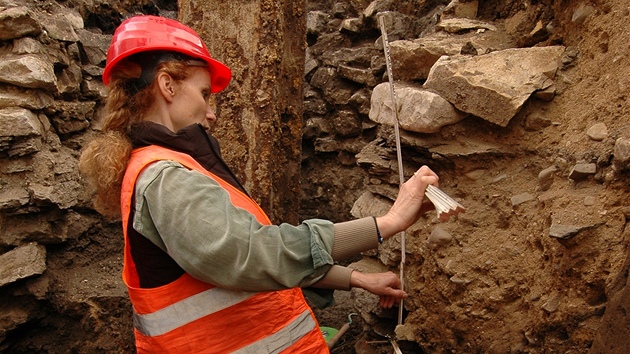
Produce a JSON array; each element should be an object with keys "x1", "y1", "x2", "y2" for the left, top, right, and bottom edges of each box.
[{"x1": 178, "y1": 0, "x2": 306, "y2": 225}]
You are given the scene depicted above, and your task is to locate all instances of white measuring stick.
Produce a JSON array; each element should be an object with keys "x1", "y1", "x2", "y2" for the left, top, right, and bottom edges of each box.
[
  {"x1": 377, "y1": 14, "x2": 466, "y2": 327},
  {"x1": 378, "y1": 14, "x2": 406, "y2": 326}
]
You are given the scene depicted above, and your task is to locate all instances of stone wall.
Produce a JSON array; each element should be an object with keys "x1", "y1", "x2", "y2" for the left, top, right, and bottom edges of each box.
[{"x1": 0, "y1": 1, "x2": 159, "y2": 351}]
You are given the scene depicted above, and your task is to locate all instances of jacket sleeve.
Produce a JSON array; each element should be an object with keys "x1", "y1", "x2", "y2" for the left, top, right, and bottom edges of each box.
[{"x1": 132, "y1": 161, "x2": 379, "y2": 292}]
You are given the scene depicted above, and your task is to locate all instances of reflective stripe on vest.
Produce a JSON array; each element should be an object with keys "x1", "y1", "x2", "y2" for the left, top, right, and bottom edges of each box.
[
  {"x1": 133, "y1": 287, "x2": 256, "y2": 336},
  {"x1": 120, "y1": 145, "x2": 328, "y2": 353},
  {"x1": 234, "y1": 310, "x2": 316, "y2": 354}
]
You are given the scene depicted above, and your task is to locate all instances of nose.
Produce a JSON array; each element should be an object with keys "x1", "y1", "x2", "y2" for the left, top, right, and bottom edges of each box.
[{"x1": 206, "y1": 104, "x2": 217, "y2": 123}]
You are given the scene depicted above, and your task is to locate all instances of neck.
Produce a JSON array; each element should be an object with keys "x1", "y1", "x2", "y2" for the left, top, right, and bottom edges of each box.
[{"x1": 144, "y1": 100, "x2": 175, "y2": 132}]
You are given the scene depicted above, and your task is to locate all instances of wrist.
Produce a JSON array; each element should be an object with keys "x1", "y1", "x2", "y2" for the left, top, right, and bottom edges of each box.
[
  {"x1": 374, "y1": 214, "x2": 398, "y2": 240},
  {"x1": 349, "y1": 270, "x2": 366, "y2": 289}
]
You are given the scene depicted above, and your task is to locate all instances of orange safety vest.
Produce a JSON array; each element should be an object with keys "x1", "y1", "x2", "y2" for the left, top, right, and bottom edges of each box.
[{"x1": 120, "y1": 145, "x2": 329, "y2": 353}]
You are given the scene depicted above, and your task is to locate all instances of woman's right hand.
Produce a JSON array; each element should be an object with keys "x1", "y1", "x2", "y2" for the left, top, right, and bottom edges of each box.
[
  {"x1": 376, "y1": 165, "x2": 439, "y2": 239},
  {"x1": 349, "y1": 271, "x2": 407, "y2": 308}
]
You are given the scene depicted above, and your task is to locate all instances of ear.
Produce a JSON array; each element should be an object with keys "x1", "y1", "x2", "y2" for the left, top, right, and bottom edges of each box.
[{"x1": 156, "y1": 72, "x2": 175, "y2": 102}]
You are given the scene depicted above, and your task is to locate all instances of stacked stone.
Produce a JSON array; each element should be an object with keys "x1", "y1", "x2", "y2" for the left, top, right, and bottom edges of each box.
[{"x1": 0, "y1": 2, "x2": 130, "y2": 351}]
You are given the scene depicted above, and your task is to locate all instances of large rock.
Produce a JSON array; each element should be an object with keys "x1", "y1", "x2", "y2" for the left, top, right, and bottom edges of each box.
[
  {"x1": 0, "y1": 187, "x2": 30, "y2": 211},
  {"x1": 0, "y1": 242, "x2": 46, "y2": 287},
  {"x1": 0, "y1": 209, "x2": 97, "y2": 246},
  {"x1": 369, "y1": 82, "x2": 467, "y2": 133},
  {"x1": 350, "y1": 191, "x2": 392, "y2": 219},
  {"x1": 306, "y1": 11, "x2": 330, "y2": 36},
  {"x1": 320, "y1": 45, "x2": 380, "y2": 75},
  {"x1": 389, "y1": 30, "x2": 515, "y2": 81},
  {"x1": 76, "y1": 28, "x2": 111, "y2": 66},
  {"x1": 310, "y1": 66, "x2": 356, "y2": 105},
  {"x1": 48, "y1": 101, "x2": 93, "y2": 134},
  {"x1": 424, "y1": 46, "x2": 565, "y2": 126},
  {"x1": 0, "y1": 6, "x2": 41, "y2": 40},
  {"x1": 374, "y1": 10, "x2": 425, "y2": 44},
  {"x1": 39, "y1": 10, "x2": 80, "y2": 42},
  {"x1": 436, "y1": 18, "x2": 497, "y2": 33},
  {"x1": 0, "y1": 107, "x2": 44, "y2": 138},
  {"x1": 613, "y1": 137, "x2": 630, "y2": 172},
  {"x1": 0, "y1": 85, "x2": 54, "y2": 110},
  {"x1": 0, "y1": 54, "x2": 57, "y2": 91},
  {"x1": 440, "y1": 0, "x2": 479, "y2": 20},
  {"x1": 0, "y1": 106, "x2": 44, "y2": 156}
]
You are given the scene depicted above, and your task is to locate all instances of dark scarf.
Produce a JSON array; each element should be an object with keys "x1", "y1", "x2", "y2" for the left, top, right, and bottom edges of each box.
[
  {"x1": 130, "y1": 121, "x2": 247, "y2": 194},
  {"x1": 128, "y1": 121, "x2": 247, "y2": 288}
]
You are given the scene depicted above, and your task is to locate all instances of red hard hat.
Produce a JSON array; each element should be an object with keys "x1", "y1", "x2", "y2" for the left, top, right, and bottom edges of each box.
[{"x1": 102, "y1": 15, "x2": 232, "y2": 93}]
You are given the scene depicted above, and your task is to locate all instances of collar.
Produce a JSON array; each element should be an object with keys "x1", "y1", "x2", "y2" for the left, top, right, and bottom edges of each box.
[{"x1": 129, "y1": 121, "x2": 247, "y2": 193}]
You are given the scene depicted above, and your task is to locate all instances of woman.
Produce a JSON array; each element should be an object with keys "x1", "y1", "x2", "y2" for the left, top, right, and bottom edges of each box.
[{"x1": 79, "y1": 15, "x2": 439, "y2": 353}]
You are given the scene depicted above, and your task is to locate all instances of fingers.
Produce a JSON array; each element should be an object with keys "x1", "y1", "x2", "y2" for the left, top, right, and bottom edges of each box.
[
  {"x1": 355, "y1": 271, "x2": 407, "y2": 308},
  {"x1": 379, "y1": 290, "x2": 408, "y2": 308},
  {"x1": 413, "y1": 165, "x2": 438, "y2": 176},
  {"x1": 379, "y1": 273, "x2": 407, "y2": 309},
  {"x1": 412, "y1": 165, "x2": 439, "y2": 186},
  {"x1": 380, "y1": 295, "x2": 395, "y2": 308}
]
